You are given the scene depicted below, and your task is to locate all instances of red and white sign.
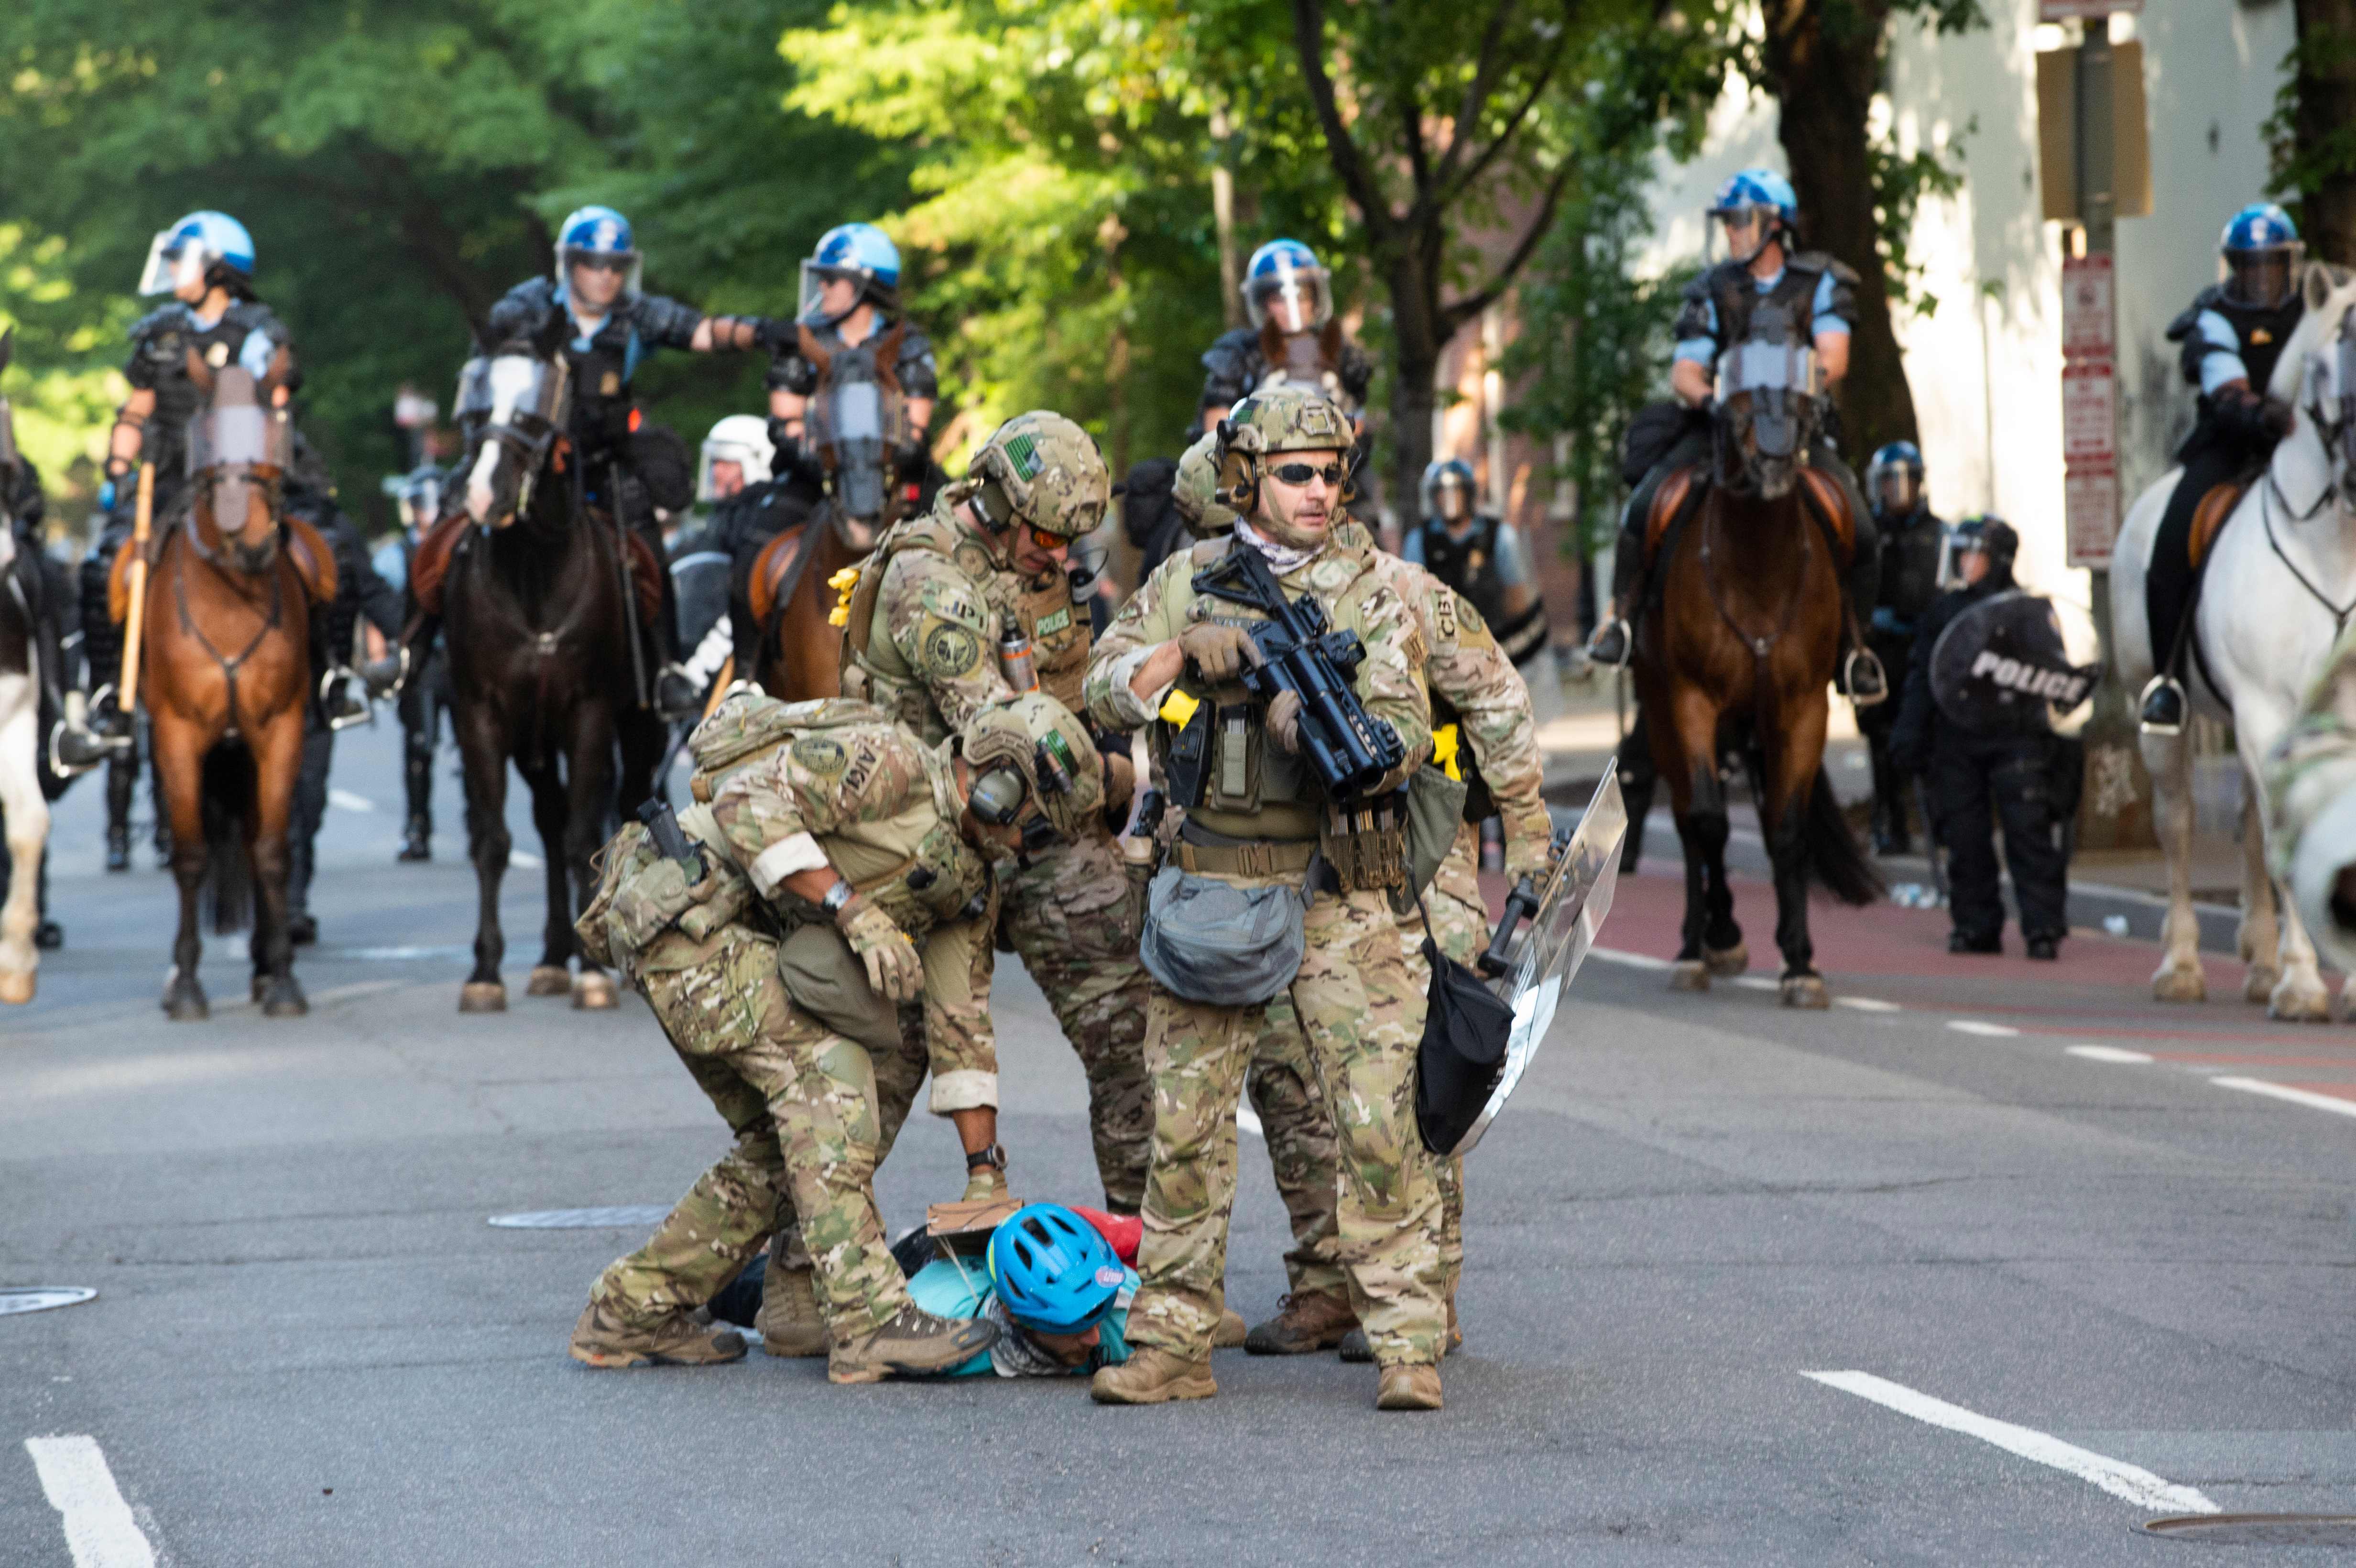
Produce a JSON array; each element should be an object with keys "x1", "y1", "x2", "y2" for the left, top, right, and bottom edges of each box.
[
  {"x1": 2039, "y1": 0, "x2": 2140, "y2": 18},
  {"x1": 2065, "y1": 461, "x2": 2119, "y2": 567},
  {"x1": 2062, "y1": 359, "x2": 2117, "y2": 463},
  {"x1": 2061, "y1": 254, "x2": 2115, "y2": 358}
]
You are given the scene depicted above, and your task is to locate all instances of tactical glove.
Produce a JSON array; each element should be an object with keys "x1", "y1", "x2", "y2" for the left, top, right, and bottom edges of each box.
[
  {"x1": 836, "y1": 891, "x2": 923, "y2": 1003},
  {"x1": 1178, "y1": 621, "x2": 1256, "y2": 682},
  {"x1": 1265, "y1": 690, "x2": 1303, "y2": 754}
]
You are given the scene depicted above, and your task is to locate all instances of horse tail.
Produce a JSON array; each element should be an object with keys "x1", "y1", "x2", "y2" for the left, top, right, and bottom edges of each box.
[
  {"x1": 200, "y1": 740, "x2": 255, "y2": 934},
  {"x1": 1803, "y1": 764, "x2": 1882, "y2": 906}
]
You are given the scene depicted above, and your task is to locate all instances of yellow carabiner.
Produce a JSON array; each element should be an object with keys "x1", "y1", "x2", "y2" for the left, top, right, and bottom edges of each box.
[{"x1": 826, "y1": 565, "x2": 862, "y2": 629}]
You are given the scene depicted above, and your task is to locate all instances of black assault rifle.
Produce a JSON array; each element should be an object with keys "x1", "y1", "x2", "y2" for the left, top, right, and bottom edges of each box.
[{"x1": 1187, "y1": 545, "x2": 1406, "y2": 803}]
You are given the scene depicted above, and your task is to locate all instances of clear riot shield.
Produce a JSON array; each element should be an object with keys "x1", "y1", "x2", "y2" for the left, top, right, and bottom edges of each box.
[{"x1": 1450, "y1": 770, "x2": 1629, "y2": 1156}]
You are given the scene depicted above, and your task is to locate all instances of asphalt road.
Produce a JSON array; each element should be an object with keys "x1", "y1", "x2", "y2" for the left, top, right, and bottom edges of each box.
[{"x1": 5, "y1": 716, "x2": 2356, "y2": 1565}]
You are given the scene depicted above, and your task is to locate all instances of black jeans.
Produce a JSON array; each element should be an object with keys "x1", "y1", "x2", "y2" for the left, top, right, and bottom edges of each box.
[{"x1": 1931, "y1": 730, "x2": 2069, "y2": 943}]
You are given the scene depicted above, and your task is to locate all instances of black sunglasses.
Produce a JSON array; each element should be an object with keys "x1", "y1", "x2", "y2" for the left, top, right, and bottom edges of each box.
[{"x1": 1267, "y1": 461, "x2": 1346, "y2": 487}]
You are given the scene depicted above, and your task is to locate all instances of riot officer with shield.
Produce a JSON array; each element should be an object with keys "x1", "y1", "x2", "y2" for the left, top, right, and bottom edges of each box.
[
  {"x1": 1858, "y1": 441, "x2": 1947, "y2": 853},
  {"x1": 1888, "y1": 517, "x2": 2086, "y2": 958}
]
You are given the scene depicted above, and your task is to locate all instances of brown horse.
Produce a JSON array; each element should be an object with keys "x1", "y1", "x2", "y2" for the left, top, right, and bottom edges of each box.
[
  {"x1": 744, "y1": 501, "x2": 871, "y2": 700},
  {"x1": 127, "y1": 351, "x2": 331, "y2": 1020},
  {"x1": 1631, "y1": 389, "x2": 1881, "y2": 1007}
]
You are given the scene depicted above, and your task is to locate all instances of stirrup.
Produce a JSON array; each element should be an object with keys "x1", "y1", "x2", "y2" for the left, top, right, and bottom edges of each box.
[
  {"x1": 362, "y1": 645, "x2": 411, "y2": 701},
  {"x1": 2138, "y1": 674, "x2": 2188, "y2": 737},
  {"x1": 1843, "y1": 647, "x2": 1888, "y2": 708},
  {"x1": 1586, "y1": 616, "x2": 1634, "y2": 670},
  {"x1": 47, "y1": 720, "x2": 108, "y2": 778},
  {"x1": 321, "y1": 665, "x2": 374, "y2": 731}
]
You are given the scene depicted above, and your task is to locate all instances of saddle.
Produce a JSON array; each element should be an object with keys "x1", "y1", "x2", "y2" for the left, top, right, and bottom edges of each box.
[
  {"x1": 2187, "y1": 479, "x2": 2248, "y2": 573},
  {"x1": 748, "y1": 523, "x2": 813, "y2": 629},
  {"x1": 107, "y1": 512, "x2": 337, "y2": 624},
  {"x1": 406, "y1": 507, "x2": 662, "y2": 630}
]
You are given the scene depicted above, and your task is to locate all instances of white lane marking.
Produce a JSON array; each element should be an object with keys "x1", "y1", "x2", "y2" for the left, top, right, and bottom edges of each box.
[
  {"x1": 1236, "y1": 1102, "x2": 1263, "y2": 1137},
  {"x1": 312, "y1": 979, "x2": 404, "y2": 1005},
  {"x1": 1834, "y1": 996, "x2": 1900, "y2": 1013},
  {"x1": 1946, "y1": 1020, "x2": 2020, "y2": 1037},
  {"x1": 327, "y1": 789, "x2": 376, "y2": 814},
  {"x1": 2067, "y1": 1045, "x2": 2154, "y2": 1065},
  {"x1": 488, "y1": 1206, "x2": 672, "y2": 1229},
  {"x1": 2211, "y1": 1076, "x2": 2356, "y2": 1120},
  {"x1": 24, "y1": 1435, "x2": 159, "y2": 1568},
  {"x1": 510, "y1": 851, "x2": 546, "y2": 870},
  {"x1": 1800, "y1": 1371, "x2": 2219, "y2": 1515},
  {"x1": 1593, "y1": 947, "x2": 1672, "y2": 971},
  {"x1": 1734, "y1": 976, "x2": 1778, "y2": 991}
]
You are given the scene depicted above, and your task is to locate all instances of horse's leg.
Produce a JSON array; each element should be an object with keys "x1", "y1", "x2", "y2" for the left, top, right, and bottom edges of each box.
[
  {"x1": 2236, "y1": 779, "x2": 2282, "y2": 1004},
  {"x1": 0, "y1": 676, "x2": 47, "y2": 1004},
  {"x1": 1663, "y1": 687, "x2": 1727, "y2": 992},
  {"x1": 2226, "y1": 706, "x2": 2334, "y2": 1022},
  {"x1": 1763, "y1": 693, "x2": 1832, "y2": 1009},
  {"x1": 521, "y1": 757, "x2": 573, "y2": 998},
  {"x1": 457, "y1": 698, "x2": 513, "y2": 1013},
  {"x1": 247, "y1": 705, "x2": 307, "y2": 1017},
  {"x1": 153, "y1": 713, "x2": 212, "y2": 1021},
  {"x1": 2140, "y1": 728, "x2": 2209, "y2": 1002},
  {"x1": 563, "y1": 704, "x2": 620, "y2": 1011}
]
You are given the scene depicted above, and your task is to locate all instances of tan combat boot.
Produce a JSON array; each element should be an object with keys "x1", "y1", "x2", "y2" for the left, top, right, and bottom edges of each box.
[
  {"x1": 756, "y1": 1263, "x2": 829, "y2": 1358},
  {"x1": 1375, "y1": 1363, "x2": 1443, "y2": 1411},
  {"x1": 827, "y1": 1303, "x2": 1000, "y2": 1385},
  {"x1": 1090, "y1": 1347, "x2": 1217, "y2": 1405},
  {"x1": 1213, "y1": 1308, "x2": 1247, "y2": 1349},
  {"x1": 1243, "y1": 1290, "x2": 1358, "y2": 1356},
  {"x1": 569, "y1": 1301, "x2": 747, "y2": 1369}
]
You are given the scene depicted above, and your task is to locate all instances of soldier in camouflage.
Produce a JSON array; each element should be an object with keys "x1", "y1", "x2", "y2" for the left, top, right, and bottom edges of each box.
[
  {"x1": 1082, "y1": 384, "x2": 1449, "y2": 1412},
  {"x1": 2265, "y1": 621, "x2": 2356, "y2": 974},
  {"x1": 837, "y1": 411, "x2": 1157, "y2": 1214}
]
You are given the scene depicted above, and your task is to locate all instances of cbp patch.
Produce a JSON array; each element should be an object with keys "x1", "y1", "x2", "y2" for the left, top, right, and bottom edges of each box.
[
  {"x1": 924, "y1": 623, "x2": 982, "y2": 675},
  {"x1": 793, "y1": 737, "x2": 847, "y2": 773}
]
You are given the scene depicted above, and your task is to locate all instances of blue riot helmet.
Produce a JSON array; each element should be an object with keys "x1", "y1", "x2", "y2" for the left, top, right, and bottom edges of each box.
[
  {"x1": 2221, "y1": 202, "x2": 2302, "y2": 310},
  {"x1": 1243, "y1": 239, "x2": 1333, "y2": 333},
  {"x1": 987, "y1": 1204, "x2": 1124, "y2": 1336},
  {"x1": 554, "y1": 205, "x2": 642, "y2": 298},
  {"x1": 1866, "y1": 440, "x2": 1925, "y2": 516},
  {"x1": 1420, "y1": 457, "x2": 1477, "y2": 522},
  {"x1": 137, "y1": 211, "x2": 256, "y2": 297},
  {"x1": 799, "y1": 223, "x2": 902, "y2": 325},
  {"x1": 1707, "y1": 169, "x2": 1799, "y2": 266}
]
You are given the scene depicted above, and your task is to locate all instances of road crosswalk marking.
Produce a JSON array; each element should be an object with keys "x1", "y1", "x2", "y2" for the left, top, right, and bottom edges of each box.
[{"x1": 24, "y1": 1436, "x2": 156, "y2": 1568}]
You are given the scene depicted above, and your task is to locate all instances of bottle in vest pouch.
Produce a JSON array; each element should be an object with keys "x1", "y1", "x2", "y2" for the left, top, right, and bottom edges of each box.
[{"x1": 998, "y1": 614, "x2": 1037, "y2": 693}]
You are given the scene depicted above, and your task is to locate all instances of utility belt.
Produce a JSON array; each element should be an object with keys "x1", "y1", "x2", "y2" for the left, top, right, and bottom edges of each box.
[{"x1": 1172, "y1": 819, "x2": 1317, "y2": 878}]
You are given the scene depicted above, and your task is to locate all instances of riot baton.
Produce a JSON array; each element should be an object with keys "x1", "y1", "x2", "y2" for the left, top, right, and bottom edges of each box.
[
  {"x1": 610, "y1": 460, "x2": 650, "y2": 711},
  {"x1": 1912, "y1": 775, "x2": 1948, "y2": 904},
  {"x1": 115, "y1": 462, "x2": 158, "y2": 715}
]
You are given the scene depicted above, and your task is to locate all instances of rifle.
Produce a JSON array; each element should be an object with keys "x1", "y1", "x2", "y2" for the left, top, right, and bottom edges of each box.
[
  {"x1": 1189, "y1": 545, "x2": 1405, "y2": 802},
  {"x1": 636, "y1": 796, "x2": 706, "y2": 883}
]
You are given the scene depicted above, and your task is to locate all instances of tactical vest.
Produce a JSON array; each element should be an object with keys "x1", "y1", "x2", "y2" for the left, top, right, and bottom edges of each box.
[
  {"x1": 1251, "y1": 320, "x2": 1359, "y2": 415},
  {"x1": 686, "y1": 694, "x2": 989, "y2": 937},
  {"x1": 1706, "y1": 257, "x2": 1826, "y2": 361},
  {"x1": 1414, "y1": 515, "x2": 1511, "y2": 633},
  {"x1": 2169, "y1": 283, "x2": 2303, "y2": 399},
  {"x1": 1874, "y1": 508, "x2": 1947, "y2": 628},
  {"x1": 129, "y1": 301, "x2": 288, "y2": 480}
]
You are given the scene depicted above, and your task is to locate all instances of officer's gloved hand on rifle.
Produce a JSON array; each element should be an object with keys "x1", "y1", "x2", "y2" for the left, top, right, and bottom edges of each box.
[
  {"x1": 836, "y1": 890, "x2": 923, "y2": 1002},
  {"x1": 1265, "y1": 691, "x2": 1304, "y2": 754},
  {"x1": 1178, "y1": 621, "x2": 1255, "y2": 682}
]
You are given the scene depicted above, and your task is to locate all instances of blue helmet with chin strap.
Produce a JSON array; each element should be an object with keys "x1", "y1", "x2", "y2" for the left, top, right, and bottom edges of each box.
[
  {"x1": 137, "y1": 211, "x2": 256, "y2": 296},
  {"x1": 554, "y1": 205, "x2": 642, "y2": 296},
  {"x1": 2220, "y1": 202, "x2": 2302, "y2": 309},
  {"x1": 986, "y1": 1203, "x2": 1123, "y2": 1335},
  {"x1": 801, "y1": 222, "x2": 902, "y2": 323},
  {"x1": 1708, "y1": 169, "x2": 1799, "y2": 264}
]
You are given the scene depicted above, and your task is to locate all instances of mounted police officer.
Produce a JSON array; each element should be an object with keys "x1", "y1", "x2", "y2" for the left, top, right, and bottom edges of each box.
[
  {"x1": 376, "y1": 465, "x2": 452, "y2": 861},
  {"x1": 1197, "y1": 240, "x2": 1377, "y2": 519},
  {"x1": 1404, "y1": 457, "x2": 1548, "y2": 666},
  {"x1": 674, "y1": 413, "x2": 804, "y2": 696},
  {"x1": 2140, "y1": 203, "x2": 2308, "y2": 733},
  {"x1": 482, "y1": 205, "x2": 778, "y2": 717},
  {"x1": 1587, "y1": 169, "x2": 1885, "y2": 701},
  {"x1": 1889, "y1": 517, "x2": 2073, "y2": 958},
  {"x1": 1858, "y1": 441, "x2": 1947, "y2": 853},
  {"x1": 764, "y1": 223, "x2": 941, "y2": 548}
]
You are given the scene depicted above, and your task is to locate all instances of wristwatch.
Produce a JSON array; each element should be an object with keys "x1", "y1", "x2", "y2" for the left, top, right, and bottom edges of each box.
[{"x1": 820, "y1": 879, "x2": 853, "y2": 917}]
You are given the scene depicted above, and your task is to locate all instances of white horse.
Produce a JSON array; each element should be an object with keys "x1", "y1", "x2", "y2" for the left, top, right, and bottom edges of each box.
[
  {"x1": 2111, "y1": 262, "x2": 2356, "y2": 1019},
  {"x1": 0, "y1": 518, "x2": 49, "y2": 1005}
]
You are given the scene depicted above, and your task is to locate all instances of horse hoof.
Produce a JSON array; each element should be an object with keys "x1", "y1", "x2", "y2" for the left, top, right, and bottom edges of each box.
[
  {"x1": 1780, "y1": 973, "x2": 1831, "y2": 1009},
  {"x1": 261, "y1": 978, "x2": 308, "y2": 1018},
  {"x1": 162, "y1": 971, "x2": 209, "y2": 1022},
  {"x1": 1704, "y1": 942, "x2": 1749, "y2": 977},
  {"x1": 1668, "y1": 961, "x2": 1710, "y2": 992},
  {"x1": 2244, "y1": 966, "x2": 2280, "y2": 1005},
  {"x1": 459, "y1": 981, "x2": 508, "y2": 1014},
  {"x1": 572, "y1": 972, "x2": 618, "y2": 1011},
  {"x1": 2151, "y1": 963, "x2": 2207, "y2": 1004},
  {"x1": 526, "y1": 965, "x2": 571, "y2": 997},
  {"x1": 251, "y1": 974, "x2": 269, "y2": 1004},
  {"x1": 2269, "y1": 976, "x2": 2332, "y2": 1023},
  {"x1": 0, "y1": 970, "x2": 33, "y2": 1005}
]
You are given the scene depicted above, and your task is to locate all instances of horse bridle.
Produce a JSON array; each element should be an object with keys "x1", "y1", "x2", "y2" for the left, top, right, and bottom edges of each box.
[{"x1": 169, "y1": 526, "x2": 286, "y2": 741}]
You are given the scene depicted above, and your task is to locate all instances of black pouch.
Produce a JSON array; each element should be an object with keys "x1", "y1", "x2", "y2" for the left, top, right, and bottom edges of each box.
[{"x1": 1412, "y1": 901, "x2": 1514, "y2": 1156}]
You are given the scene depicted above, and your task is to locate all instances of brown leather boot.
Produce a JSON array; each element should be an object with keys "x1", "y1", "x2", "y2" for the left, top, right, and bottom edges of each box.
[
  {"x1": 756, "y1": 1263, "x2": 828, "y2": 1358},
  {"x1": 1244, "y1": 1290, "x2": 1358, "y2": 1355},
  {"x1": 1213, "y1": 1308, "x2": 1247, "y2": 1349},
  {"x1": 1090, "y1": 1347, "x2": 1217, "y2": 1405},
  {"x1": 569, "y1": 1301, "x2": 746, "y2": 1369},
  {"x1": 1375, "y1": 1363, "x2": 1443, "y2": 1411},
  {"x1": 827, "y1": 1303, "x2": 999, "y2": 1385}
]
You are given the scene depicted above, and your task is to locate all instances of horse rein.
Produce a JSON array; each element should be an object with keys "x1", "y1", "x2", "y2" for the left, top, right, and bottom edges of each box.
[
  {"x1": 169, "y1": 523, "x2": 286, "y2": 740},
  {"x1": 2258, "y1": 478, "x2": 2356, "y2": 636},
  {"x1": 1697, "y1": 501, "x2": 1808, "y2": 658}
]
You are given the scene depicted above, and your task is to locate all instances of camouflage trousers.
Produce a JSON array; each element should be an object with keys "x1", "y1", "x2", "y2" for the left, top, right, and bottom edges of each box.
[
  {"x1": 1247, "y1": 830, "x2": 1484, "y2": 1307},
  {"x1": 589, "y1": 927, "x2": 931, "y2": 1340},
  {"x1": 1000, "y1": 821, "x2": 1155, "y2": 1212},
  {"x1": 1128, "y1": 876, "x2": 1445, "y2": 1368}
]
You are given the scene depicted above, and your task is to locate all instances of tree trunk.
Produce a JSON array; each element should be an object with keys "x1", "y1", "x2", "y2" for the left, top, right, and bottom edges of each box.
[
  {"x1": 1385, "y1": 250, "x2": 1446, "y2": 534},
  {"x1": 1762, "y1": 0, "x2": 1920, "y2": 460},
  {"x1": 2291, "y1": 0, "x2": 2356, "y2": 268}
]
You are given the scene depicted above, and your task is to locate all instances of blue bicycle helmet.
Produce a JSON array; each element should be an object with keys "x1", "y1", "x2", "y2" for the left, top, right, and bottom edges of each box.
[
  {"x1": 137, "y1": 211, "x2": 257, "y2": 296},
  {"x1": 986, "y1": 1203, "x2": 1124, "y2": 1335},
  {"x1": 554, "y1": 205, "x2": 642, "y2": 295},
  {"x1": 1708, "y1": 169, "x2": 1799, "y2": 264},
  {"x1": 801, "y1": 222, "x2": 903, "y2": 322},
  {"x1": 1243, "y1": 239, "x2": 1334, "y2": 331},
  {"x1": 2220, "y1": 202, "x2": 2302, "y2": 308}
]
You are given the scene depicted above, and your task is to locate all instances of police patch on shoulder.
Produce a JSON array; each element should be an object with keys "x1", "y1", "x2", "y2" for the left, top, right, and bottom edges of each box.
[
  {"x1": 793, "y1": 737, "x2": 848, "y2": 773},
  {"x1": 924, "y1": 623, "x2": 982, "y2": 675}
]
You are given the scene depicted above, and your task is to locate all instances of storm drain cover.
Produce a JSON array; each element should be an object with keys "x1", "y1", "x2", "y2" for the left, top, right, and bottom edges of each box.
[
  {"x1": 0, "y1": 1288, "x2": 97, "y2": 1317},
  {"x1": 488, "y1": 1207, "x2": 669, "y2": 1230},
  {"x1": 2144, "y1": 1515, "x2": 2356, "y2": 1546}
]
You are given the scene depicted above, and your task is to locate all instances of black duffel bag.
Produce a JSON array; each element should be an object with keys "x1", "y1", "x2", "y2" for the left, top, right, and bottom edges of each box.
[{"x1": 1413, "y1": 904, "x2": 1514, "y2": 1156}]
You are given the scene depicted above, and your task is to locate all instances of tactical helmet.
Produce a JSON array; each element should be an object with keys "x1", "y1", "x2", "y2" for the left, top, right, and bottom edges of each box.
[
  {"x1": 1213, "y1": 384, "x2": 1354, "y2": 521},
  {"x1": 698, "y1": 414, "x2": 775, "y2": 501},
  {"x1": 987, "y1": 1204, "x2": 1124, "y2": 1336},
  {"x1": 1952, "y1": 513, "x2": 2019, "y2": 578},
  {"x1": 968, "y1": 411, "x2": 1109, "y2": 540},
  {"x1": 2221, "y1": 202, "x2": 2303, "y2": 310},
  {"x1": 1866, "y1": 440, "x2": 1925, "y2": 516},
  {"x1": 1243, "y1": 239, "x2": 1334, "y2": 332},
  {"x1": 1420, "y1": 457, "x2": 1477, "y2": 521},
  {"x1": 554, "y1": 205, "x2": 642, "y2": 296},
  {"x1": 959, "y1": 692, "x2": 1103, "y2": 854},
  {"x1": 802, "y1": 222, "x2": 902, "y2": 322},
  {"x1": 138, "y1": 211, "x2": 256, "y2": 297},
  {"x1": 1171, "y1": 429, "x2": 1235, "y2": 538},
  {"x1": 1708, "y1": 169, "x2": 1799, "y2": 265}
]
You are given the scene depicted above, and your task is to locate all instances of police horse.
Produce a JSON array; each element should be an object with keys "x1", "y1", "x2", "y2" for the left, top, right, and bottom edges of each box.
[
  {"x1": 2111, "y1": 262, "x2": 2356, "y2": 1019},
  {"x1": 0, "y1": 457, "x2": 45, "y2": 1005},
  {"x1": 433, "y1": 317, "x2": 665, "y2": 1012},
  {"x1": 1630, "y1": 344, "x2": 1882, "y2": 1005}
]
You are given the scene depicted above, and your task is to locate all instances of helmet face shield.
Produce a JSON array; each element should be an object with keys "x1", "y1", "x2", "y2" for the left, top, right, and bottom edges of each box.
[
  {"x1": 1873, "y1": 466, "x2": 1919, "y2": 514},
  {"x1": 138, "y1": 232, "x2": 211, "y2": 297},
  {"x1": 1243, "y1": 252, "x2": 1333, "y2": 333},
  {"x1": 2224, "y1": 246, "x2": 2300, "y2": 309},
  {"x1": 798, "y1": 263, "x2": 863, "y2": 325},
  {"x1": 1707, "y1": 205, "x2": 1779, "y2": 266}
]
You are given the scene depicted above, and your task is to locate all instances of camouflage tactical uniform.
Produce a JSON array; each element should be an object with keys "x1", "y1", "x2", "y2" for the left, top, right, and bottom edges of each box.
[
  {"x1": 1084, "y1": 516, "x2": 1445, "y2": 1371},
  {"x1": 2266, "y1": 621, "x2": 2356, "y2": 972},
  {"x1": 839, "y1": 412, "x2": 1154, "y2": 1210}
]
